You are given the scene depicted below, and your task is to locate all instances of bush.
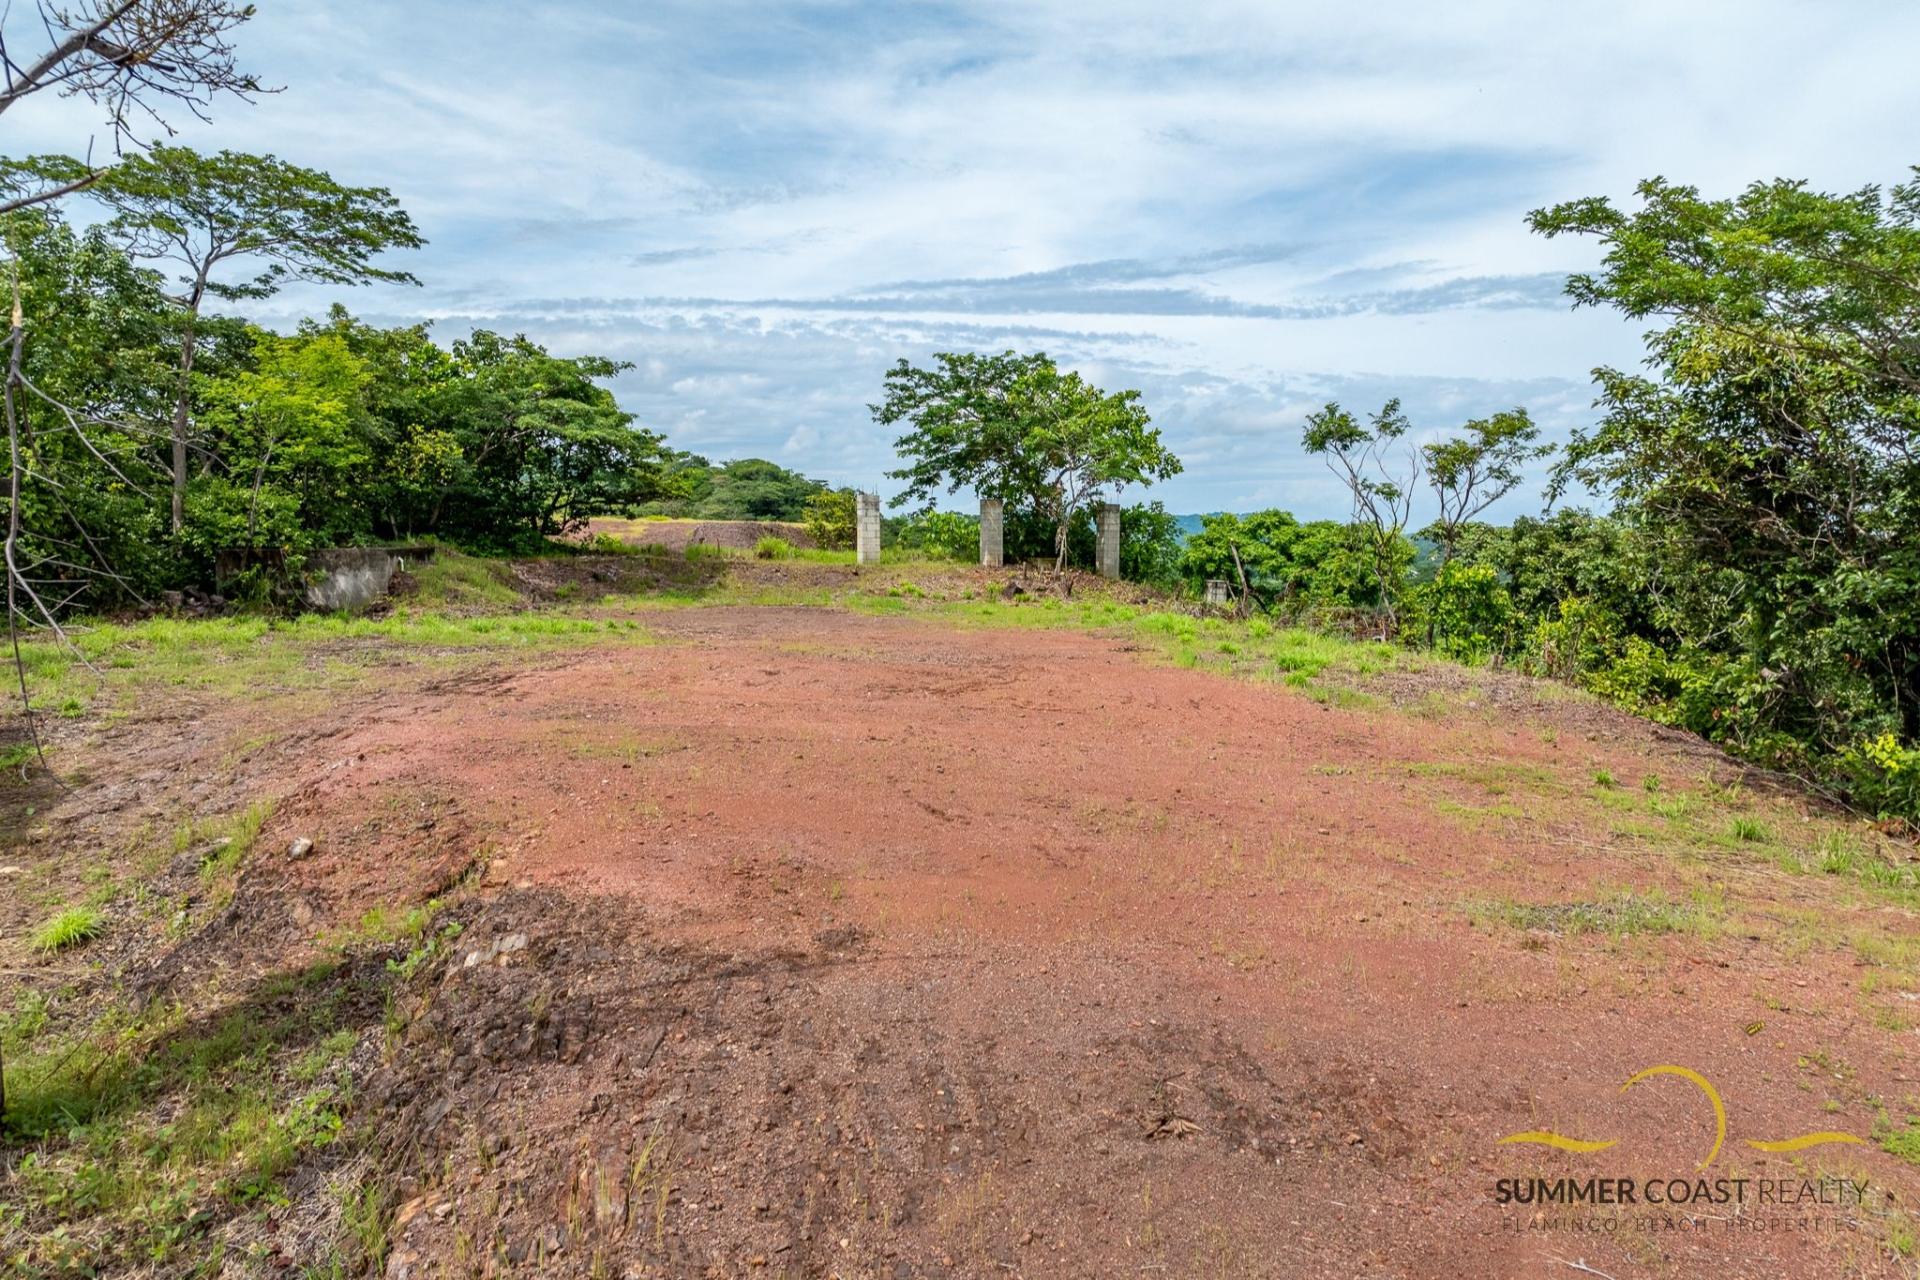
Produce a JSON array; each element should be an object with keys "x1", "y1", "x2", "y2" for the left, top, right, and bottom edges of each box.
[
  {"x1": 1841, "y1": 733, "x2": 1920, "y2": 822},
  {"x1": 753, "y1": 536, "x2": 794, "y2": 560},
  {"x1": 1120, "y1": 501, "x2": 1183, "y2": 587},
  {"x1": 581, "y1": 532, "x2": 638, "y2": 555},
  {"x1": 891, "y1": 510, "x2": 977, "y2": 560},
  {"x1": 1522, "y1": 597, "x2": 1623, "y2": 682},
  {"x1": 802, "y1": 489, "x2": 856, "y2": 550},
  {"x1": 1414, "y1": 561, "x2": 1514, "y2": 662}
]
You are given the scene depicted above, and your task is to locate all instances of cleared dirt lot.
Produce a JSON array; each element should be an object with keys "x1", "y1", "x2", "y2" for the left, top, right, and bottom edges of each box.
[{"x1": 7, "y1": 595, "x2": 1918, "y2": 1277}]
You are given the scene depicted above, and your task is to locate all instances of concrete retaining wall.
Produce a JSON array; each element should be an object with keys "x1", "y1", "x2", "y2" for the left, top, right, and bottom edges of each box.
[{"x1": 301, "y1": 546, "x2": 436, "y2": 612}]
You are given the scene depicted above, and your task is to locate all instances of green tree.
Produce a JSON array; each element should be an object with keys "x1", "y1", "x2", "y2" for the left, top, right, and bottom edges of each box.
[
  {"x1": 1302, "y1": 399, "x2": 1419, "y2": 632},
  {"x1": 878, "y1": 350, "x2": 1181, "y2": 570},
  {"x1": 428, "y1": 330, "x2": 673, "y2": 546},
  {"x1": 694, "y1": 458, "x2": 824, "y2": 520},
  {"x1": 1531, "y1": 172, "x2": 1920, "y2": 789},
  {"x1": 1422, "y1": 408, "x2": 1551, "y2": 565},
  {"x1": 0, "y1": 207, "x2": 181, "y2": 600},
  {"x1": 1181, "y1": 510, "x2": 1300, "y2": 596},
  {"x1": 1119, "y1": 501, "x2": 1183, "y2": 587},
  {"x1": 87, "y1": 147, "x2": 423, "y2": 531},
  {"x1": 891, "y1": 509, "x2": 977, "y2": 560},
  {"x1": 1180, "y1": 510, "x2": 1385, "y2": 611},
  {"x1": 189, "y1": 329, "x2": 374, "y2": 558}
]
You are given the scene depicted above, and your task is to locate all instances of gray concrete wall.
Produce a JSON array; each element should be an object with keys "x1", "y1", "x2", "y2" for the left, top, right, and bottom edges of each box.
[
  {"x1": 301, "y1": 546, "x2": 435, "y2": 612},
  {"x1": 979, "y1": 498, "x2": 1004, "y2": 567},
  {"x1": 1096, "y1": 503, "x2": 1122, "y2": 579},
  {"x1": 1205, "y1": 579, "x2": 1231, "y2": 606},
  {"x1": 856, "y1": 492, "x2": 883, "y2": 565}
]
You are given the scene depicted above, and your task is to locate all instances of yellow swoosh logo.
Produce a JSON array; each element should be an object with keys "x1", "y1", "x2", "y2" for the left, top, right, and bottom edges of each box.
[
  {"x1": 1622, "y1": 1065, "x2": 1726, "y2": 1170},
  {"x1": 1495, "y1": 1063, "x2": 1863, "y2": 1169}
]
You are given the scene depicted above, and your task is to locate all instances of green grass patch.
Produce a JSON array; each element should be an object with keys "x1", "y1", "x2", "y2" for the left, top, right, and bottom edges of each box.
[
  {"x1": 1816, "y1": 831, "x2": 1861, "y2": 876},
  {"x1": 1469, "y1": 888, "x2": 1724, "y2": 939},
  {"x1": 185, "y1": 799, "x2": 275, "y2": 885},
  {"x1": 1878, "y1": 1116, "x2": 1920, "y2": 1167},
  {"x1": 30, "y1": 904, "x2": 104, "y2": 952},
  {"x1": 405, "y1": 549, "x2": 520, "y2": 608},
  {"x1": 0, "y1": 909, "x2": 443, "y2": 1274},
  {"x1": 753, "y1": 536, "x2": 796, "y2": 560},
  {"x1": 16, "y1": 607, "x2": 657, "y2": 717}
]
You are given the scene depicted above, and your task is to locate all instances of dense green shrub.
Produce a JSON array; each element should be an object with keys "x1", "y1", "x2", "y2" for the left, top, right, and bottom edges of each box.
[
  {"x1": 890, "y1": 510, "x2": 978, "y2": 560},
  {"x1": 802, "y1": 489, "x2": 856, "y2": 550},
  {"x1": 1411, "y1": 562, "x2": 1514, "y2": 662}
]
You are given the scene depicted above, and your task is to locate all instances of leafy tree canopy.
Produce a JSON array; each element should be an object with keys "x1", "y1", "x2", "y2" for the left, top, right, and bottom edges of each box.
[
  {"x1": 1532, "y1": 173, "x2": 1920, "y2": 754},
  {"x1": 877, "y1": 350, "x2": 1181, "y2": 567}
]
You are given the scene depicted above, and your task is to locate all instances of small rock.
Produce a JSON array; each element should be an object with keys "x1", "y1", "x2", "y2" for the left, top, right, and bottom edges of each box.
[{"x1": 287, "y1": 837, "x2": 314, "y2": 860}]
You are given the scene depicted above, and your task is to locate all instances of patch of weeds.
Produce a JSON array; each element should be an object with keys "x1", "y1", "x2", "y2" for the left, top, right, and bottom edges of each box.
[
  {"x1": 1729, "y1": 817, "x2": 1770, "y2": 843},
  {"x1": 1469, "y1": 888, "x2": 1724, "y2": 940},
  {"x1": 388, "y1": 919, "x2": 464, "y2": 980},
  {"x1": 1593, "y1": 768, "x2": 1616, "y2": 788},
  {"x1": 1816, "y1": 831, "x2": 1861, "y2": 876},
  {"x1": 407, "y1": 550, "x2": 521, "y2": 608},
  {"x1": 1649, "y1": 793, "x2": 1697, "y2": 822},
  {"x1": 754, "y1": 536, "x2": 795, "y2": 560},
  {"x1": 1877, "y1": 1115, "x2": 1920, "y2": 1167},
  {"x1": 1436, "y1": 798, "x2": 1527, "y2": 826},
  {"x1": 1, "y1": 948, "x2": 393, "y2": 1275},
  {"x1": 332, "y1": 899, "x2": 445, "y2": 950},
  {"x1": 1302, "y1": 683, "x2": 1381, "y2": 711},
  {"x1": 194, "y1": 799, "x2": 275, "y2": 885},
  {"x1": 1642, "y1": 774, "x2": 1661, "y2": 792},
  {"x1": 31, "y1": 904, "x2": 104, "y2": 952},
  {"x1": 342, "y1": 1183, "x2": 393, "y2": 1273}
]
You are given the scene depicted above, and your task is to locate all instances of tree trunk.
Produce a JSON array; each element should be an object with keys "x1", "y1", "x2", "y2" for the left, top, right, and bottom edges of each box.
[{"x1": 169, "y1": 307, "x2": 201, "y2": 535}]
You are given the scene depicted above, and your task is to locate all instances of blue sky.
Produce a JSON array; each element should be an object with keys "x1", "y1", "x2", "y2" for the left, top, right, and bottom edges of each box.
[{"x1": 12, "y1": 1, "x2": 1920, "y2": 518}]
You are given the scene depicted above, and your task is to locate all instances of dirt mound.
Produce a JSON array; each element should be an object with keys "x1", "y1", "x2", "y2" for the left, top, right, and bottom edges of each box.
[
  {"x1": 369, "y1": 889, "x2": 1424, "y2": 1279},
  {"x1": 588, "y1": 518, "x2": 818, "y2": 551}
]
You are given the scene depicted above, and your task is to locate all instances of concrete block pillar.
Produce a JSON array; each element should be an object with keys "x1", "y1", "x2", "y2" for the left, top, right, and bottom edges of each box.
[
  {"x1": 1096, "y1": 503, "x2": 1122, "y2": 579},
  {"x1": 856, "y1": 492, "x2": 883, "y2": 565},
  {"x1": 979, "y1": 498, "x2": 1004, "y2": 567},
  {"x1": 1205, "y1": 579, "x2": 1231, "y2": 606}
]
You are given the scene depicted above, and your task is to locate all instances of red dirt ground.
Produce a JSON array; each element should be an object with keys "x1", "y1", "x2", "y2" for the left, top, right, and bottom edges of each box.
[
  {"x1": 11, "y1": 597, "x2": 1919, "y2": 1278},
  {"x1": 241, "y1": 606, "x2": 1918, "y2": 1278}
]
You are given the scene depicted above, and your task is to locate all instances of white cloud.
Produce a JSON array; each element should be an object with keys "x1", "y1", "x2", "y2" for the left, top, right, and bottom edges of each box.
[{"x1": 5, "y1": 0, "x2": 1917, "y2": 516}]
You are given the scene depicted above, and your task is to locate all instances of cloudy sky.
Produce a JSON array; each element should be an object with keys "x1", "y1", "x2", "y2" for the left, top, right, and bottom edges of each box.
[{"x1": 12, "y1": 1, "x2": 1920, "y2": 517}]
